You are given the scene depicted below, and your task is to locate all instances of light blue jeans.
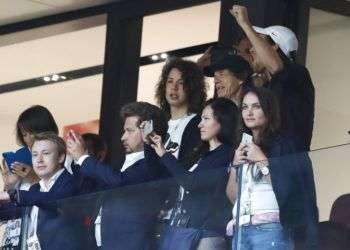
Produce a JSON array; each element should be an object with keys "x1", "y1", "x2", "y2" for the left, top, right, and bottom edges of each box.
[{"x1": 232, "y1": 223, "x2": 293, "y2": 250}]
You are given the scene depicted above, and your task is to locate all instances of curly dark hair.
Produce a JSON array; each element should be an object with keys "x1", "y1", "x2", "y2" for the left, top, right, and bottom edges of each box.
[{"x1": 155, "y1": 57, "x2": 207, "y2": 118}]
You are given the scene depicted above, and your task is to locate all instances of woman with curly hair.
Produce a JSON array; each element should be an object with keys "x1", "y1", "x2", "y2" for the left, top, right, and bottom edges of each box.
[
  {"x1": 155, "y1": 57, "x2": 207, "y2": 163},
  {"x1": 155, "y1": 58, "x2": 208, "y2": 245}
]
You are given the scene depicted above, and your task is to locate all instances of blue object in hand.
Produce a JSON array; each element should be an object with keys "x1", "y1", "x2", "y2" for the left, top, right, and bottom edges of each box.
[{"x1": 2, "y1": 147, "x2": 32, "y2": 170}]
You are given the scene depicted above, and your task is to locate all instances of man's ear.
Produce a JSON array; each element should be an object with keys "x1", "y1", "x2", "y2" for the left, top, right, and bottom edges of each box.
[{"x1": 58, "y1": 153, "x2": 65, "y2": 164}]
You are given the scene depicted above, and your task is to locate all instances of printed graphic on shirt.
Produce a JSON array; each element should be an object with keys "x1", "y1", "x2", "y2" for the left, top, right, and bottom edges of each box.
[
  {"x1": 1, "y1": 219, "x2": 22, "y2": 248},
  {"x1": 165, "y1": 114, "x2": 196, "y2": 159}
]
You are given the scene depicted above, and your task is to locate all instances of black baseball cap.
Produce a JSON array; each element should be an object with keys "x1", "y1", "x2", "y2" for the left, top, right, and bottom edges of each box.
[{"x1": 203, "y1": 47, "x2": 252, "y2": 77}]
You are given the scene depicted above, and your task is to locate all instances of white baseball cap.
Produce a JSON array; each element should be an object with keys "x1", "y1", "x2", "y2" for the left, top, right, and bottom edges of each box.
[{"x1": 253, "y1": 25, "x2": 298, "y2": 58}]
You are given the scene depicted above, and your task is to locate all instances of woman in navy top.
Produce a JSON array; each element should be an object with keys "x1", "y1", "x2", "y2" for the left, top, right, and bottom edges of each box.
[{"x1": 150, "y1": 97, "x2": 239, "y2": 250}]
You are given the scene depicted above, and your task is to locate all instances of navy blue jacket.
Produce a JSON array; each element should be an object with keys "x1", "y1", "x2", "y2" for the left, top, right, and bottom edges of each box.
[
  {"x1": 177, "y1": 114, "x2": 201, "y2": 165},
  {"x1": 268, "y1": 63, "x2": 315, "y2": 152},
  {"x1": 76, "y1": 144, "x2": 165, "y2": 250},
  {"x1": 0, "y1": 169, "x2": 83, "y2": 250},
  {"x1": 266, "y1": 135, "x2": 318, "y2": 249},
  {"x1": 160, "y1": 144, "x2": 233, "y2": 235}
]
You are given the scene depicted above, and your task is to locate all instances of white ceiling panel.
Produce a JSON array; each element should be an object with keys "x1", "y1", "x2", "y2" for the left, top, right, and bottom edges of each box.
[
  {"x1": 0, "y1": 25, "x2": 106, "y2": 84},
  {"x1": 0, "y1": 0, "x2": 55, "y2": 25},
  {"x1": 0, "y1": 0, "x2": 120, "y2": 26}
]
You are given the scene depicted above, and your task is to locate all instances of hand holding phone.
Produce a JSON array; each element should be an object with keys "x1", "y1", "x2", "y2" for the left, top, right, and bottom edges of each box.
[{"x1": 2, "y1": 147, "x2": 32, "y2": 172}]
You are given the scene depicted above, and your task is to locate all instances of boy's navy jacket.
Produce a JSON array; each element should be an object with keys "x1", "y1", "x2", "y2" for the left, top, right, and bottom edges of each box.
[
  {"x1": 0, "y1": 169, "x2": 84, "y2": 250},
  {"x1": 74, "y1": 144, "x2": 166, "y2": 250}
]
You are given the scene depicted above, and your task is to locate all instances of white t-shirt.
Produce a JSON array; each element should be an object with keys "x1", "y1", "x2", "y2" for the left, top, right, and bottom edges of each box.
[{"x1": 165, "y1": 113, "x2": 196, "y2": 159}]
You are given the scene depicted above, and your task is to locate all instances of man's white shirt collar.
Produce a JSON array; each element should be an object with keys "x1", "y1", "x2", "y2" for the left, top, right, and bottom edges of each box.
[
  {"x1": 120, "y1": 151, "x2": 144, "y2": 172},
  {"x1": 39, "y1": 168, "x2": 65, "y2": 192}
]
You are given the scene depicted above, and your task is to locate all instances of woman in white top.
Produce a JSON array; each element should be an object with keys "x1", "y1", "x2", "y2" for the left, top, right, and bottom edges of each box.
[{"x1": 226, "y1": 87, "x2": 318, "y2": 250}]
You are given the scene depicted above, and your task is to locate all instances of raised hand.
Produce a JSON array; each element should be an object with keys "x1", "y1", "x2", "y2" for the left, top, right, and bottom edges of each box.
[
  {"x1": 230, "y1": 5, "x2": 251, "y2": 28},
  {"x1": 197, "y1": 46, "x2": 213, "y2": 70},
  {"x1": 66, "y1": 130, "x2": 87, "y2": 161},
  {"x1": 0, "y1": 159, "x2": 20, "y2": 191}
]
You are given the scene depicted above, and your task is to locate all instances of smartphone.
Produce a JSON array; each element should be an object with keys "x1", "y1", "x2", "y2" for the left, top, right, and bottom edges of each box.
[
  {"x1": 143, "y1": 120, "x2": 154, "y2": 137},
  {"x1": 2, "y1": 152, "x2": 16, "y2": 169},
  {"x1": 2, "y1": 147, "x2": 32, "y2": 171},
  {"x1": 241, "y1": 133, "x2": 253, "y2": 144}
]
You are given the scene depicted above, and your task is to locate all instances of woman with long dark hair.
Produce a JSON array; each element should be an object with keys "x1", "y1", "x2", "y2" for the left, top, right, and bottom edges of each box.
[
  {"x1": 150, "y1": 97, "x2": 239, "y2": 250},
  {"x1": 226, "y1": 87, "x2": 318, "y2": 250}
]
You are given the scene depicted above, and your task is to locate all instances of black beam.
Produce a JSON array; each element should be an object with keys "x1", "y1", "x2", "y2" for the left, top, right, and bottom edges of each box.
[
  {"x1": 310, "y1": 0, "x2": 350, "y2": 17},
  {"x1": 0, "y1": 66, "x2": 102, "y2": 94},
  {"x1": 140, "y1": 42, "x2": 217, "y2": 65},
  {"x1": 218, "y1": 0, "x2": 236, "y2": 46},
  {"x1": 99, "y1": 12, "x2": 143, "y2": 164},
  {"x1": 109, "y1": 0, "x2": 217, "y2": 19},
  {"x1": 284, "y1": 0, "x2": 310, "y2": 65},
  {"x1": 0, "y1": 4, "x2": 110, "y2": 35}
]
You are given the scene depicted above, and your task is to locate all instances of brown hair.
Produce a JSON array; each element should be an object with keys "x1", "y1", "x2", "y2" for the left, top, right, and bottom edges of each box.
[
  {"x1": 120, "y1": 101, "x2": 168, "y2": 141},
  {"x1": 155, "y1": 57, "x2": 207, "y2": 117},
  {"x1": 239, "y1": 86, "x2": 281, "y2": 152},
  {"x1": 31, "y1": 132, "x2": 66, "y2": 157}
]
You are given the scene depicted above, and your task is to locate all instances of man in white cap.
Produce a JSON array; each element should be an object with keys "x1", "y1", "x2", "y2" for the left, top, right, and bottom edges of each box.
[{"x1": 230, "y1": 5, "x2": 315, "y2": 153}]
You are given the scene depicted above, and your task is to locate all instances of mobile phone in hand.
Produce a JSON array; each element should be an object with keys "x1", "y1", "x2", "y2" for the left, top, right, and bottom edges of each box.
[
  {"x1": 143, "y1": 120, "x2": 154, "y2": 137},
  {"x1": 2, "y1": 152, "x2": 15, "y2": 169},
  {"x1": 241, "y1": 133, "x2": 253, "y2": 144}
]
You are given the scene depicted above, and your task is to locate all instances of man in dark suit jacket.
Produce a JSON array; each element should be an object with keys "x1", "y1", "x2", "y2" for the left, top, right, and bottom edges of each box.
[
  {"x1": 0, "y1": 132, "x2": 83, "y2": 250},
  {"x1": 67, "y1": 101, "x2": 169, "y2": 250}
]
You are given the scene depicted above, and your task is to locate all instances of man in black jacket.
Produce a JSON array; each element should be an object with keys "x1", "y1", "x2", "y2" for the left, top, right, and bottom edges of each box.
[{"x1": 230, "y1": 5, "x2": 315, "y2": 152}]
